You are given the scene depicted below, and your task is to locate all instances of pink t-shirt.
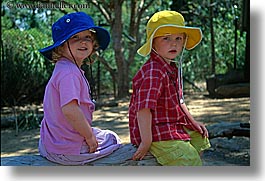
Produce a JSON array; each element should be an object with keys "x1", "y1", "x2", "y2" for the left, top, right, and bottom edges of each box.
[{"x1": 40, "y1": 58, "x2": 95, "y2": 155}]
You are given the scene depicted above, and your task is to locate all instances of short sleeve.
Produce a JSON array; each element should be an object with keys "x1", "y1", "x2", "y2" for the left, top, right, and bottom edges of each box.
[{"x1": 58, "y1": 74, "x2": 82, "y2": 107}]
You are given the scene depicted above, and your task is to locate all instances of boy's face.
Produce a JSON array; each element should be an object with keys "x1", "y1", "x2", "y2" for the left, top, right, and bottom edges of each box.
[
  {"x1": 152, "y1": 33, "x2": 185, "y2": 61},
  {"x1": 62, "y1": 30, "x2": 95, "y2": 63}
]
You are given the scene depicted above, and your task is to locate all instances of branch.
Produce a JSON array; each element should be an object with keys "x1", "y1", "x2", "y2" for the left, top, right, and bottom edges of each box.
[
  {"x1": 88, "y1": 0, "x2": 111, "y2": 22},
  {"x1": 138, "y1": 0, "x2": 154, "y2": 17},
  {"x1": 127, "y1": 0, "x2": 154, "y2": 66}
]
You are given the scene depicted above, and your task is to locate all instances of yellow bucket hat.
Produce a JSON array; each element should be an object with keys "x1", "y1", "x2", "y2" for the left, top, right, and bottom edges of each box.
[{"x1": 137, "y1": 10, "x2": 202, "y2": 57}]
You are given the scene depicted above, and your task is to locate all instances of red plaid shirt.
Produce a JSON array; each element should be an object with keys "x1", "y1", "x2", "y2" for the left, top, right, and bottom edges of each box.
[{"x1": 129, "y1": 51, "x2": 197, "y2": 145}]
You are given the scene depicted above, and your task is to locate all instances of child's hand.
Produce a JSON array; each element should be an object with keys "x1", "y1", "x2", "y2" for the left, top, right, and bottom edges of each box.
[
  {"x1": 132, "y1": 142, "x2": 150, "y2": 161},
  {"x1": 85, "y1": 135, "x2": 98, "y2": 153},
  {"x1": 194, "y1": 121, "x2": 209, "y2": 138}
]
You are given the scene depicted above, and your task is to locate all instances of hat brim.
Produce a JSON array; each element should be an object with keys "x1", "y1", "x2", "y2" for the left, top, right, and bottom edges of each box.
[
  {"x1": 137, "y1": 25, "x2": 202, "y2": 57},
  {"x1": 39, "y1": 26, "x2": 110, "y2": 60}
]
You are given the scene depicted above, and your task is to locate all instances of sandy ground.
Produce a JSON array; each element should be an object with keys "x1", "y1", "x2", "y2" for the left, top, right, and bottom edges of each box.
[{"x1": 1, "y1": 90, "x2": 250, "y2": 159}]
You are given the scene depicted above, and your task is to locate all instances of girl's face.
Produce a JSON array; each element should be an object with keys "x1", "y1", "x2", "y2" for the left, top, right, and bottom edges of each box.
[
  {"x1": 62, "y1": 30, "x2": 95, "y2": 66},
  {"x1": 152, "y1": 33, "x2": 185, "y2": 62}
]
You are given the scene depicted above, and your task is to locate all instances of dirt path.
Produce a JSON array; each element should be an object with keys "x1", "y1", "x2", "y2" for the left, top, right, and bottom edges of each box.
[{"x1": 1, "y1": 90, "x2": 250, "y2": 163}]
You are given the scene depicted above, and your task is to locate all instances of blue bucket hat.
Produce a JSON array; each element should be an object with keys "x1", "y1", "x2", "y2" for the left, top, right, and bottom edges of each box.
[{"x1": 39, "y1": 12, "x2": 110, "y2": 60}]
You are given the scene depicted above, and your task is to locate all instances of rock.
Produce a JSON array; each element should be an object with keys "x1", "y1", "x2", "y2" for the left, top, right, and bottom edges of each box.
[
  {"x1": 203, "y1": 137, "x2": 250, "y2": 166},
  {"x1": 207, "y1": 121, "x2": 250, "y2": 138},
  {"x1": 87, "y1": 144, "x2": 159, "y2": 166},
  {"x1": 206, "y1": 70, "x2": 250, "y2": 98},
  {"x1": 1, "y1": 144, "x2": 160, "y2": 166},
  {"x1": 215, "y1": 83, "x2": 250, "y2": 98},
  {"x1": 1, "y1": 122, "x2": 250, "y2": 166},
  {"x1": 202, "y1": 122, "x2": 250, "y2": 166},
  {"x1": 1, "y1": 154, "x2": 60, "y2": 166}
]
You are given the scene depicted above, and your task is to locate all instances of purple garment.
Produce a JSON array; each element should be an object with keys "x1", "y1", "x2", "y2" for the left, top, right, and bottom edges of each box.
[
  {"x1": 39, "y1": 58, "x2": 121, "y2": 164},
  {"x1": 39, "y1": 127, "x2": 122, "y2": 165}
]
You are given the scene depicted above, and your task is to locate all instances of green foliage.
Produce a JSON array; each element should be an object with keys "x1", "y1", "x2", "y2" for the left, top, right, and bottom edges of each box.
[
  {"x1": 1, "y1": 0, "x2": 248, "y2": 105},
  {"x1": 170, "y1": 0, "x2": 247, "y2": 81},
  {"x1": 1, "y1": 28, "x2": 53, "y2": 106},
  {"x1": 16, "y1": 110, "x2": 41, "y2": 130}
]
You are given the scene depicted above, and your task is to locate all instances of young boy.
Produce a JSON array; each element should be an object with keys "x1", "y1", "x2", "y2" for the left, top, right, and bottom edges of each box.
[{"x1": 129, "y1": 10, "x2": 211, "y2": 166}]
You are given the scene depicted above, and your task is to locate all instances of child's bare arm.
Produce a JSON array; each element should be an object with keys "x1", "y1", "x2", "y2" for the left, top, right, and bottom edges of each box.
[
  {"x1": 62, "y1": 99, "x2": 98, "y2": 153},
  {"x1": 180, "y1": 103, "x2": 209, "y2": 137},
  {"x1": 133, "y1": 108, "x2": 152, "y2": 160}
]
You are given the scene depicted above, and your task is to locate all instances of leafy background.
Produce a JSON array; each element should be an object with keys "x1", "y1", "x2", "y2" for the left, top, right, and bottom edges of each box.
[{"x1": 1, "y1": 0, "x2": 248, "y2": 106}]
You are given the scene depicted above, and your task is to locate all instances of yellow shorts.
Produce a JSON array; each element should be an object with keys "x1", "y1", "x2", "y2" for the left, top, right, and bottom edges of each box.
[{"x1": 150, "y1": 128, "x2": 211, "y2": 166}]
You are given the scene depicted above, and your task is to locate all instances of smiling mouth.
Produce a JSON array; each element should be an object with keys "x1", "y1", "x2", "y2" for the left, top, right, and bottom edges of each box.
[{"x1": 78, "y1": 47, "x2": 88, "y2": 51}]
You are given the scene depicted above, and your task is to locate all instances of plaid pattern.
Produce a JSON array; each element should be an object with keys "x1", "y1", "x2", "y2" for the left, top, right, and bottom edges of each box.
[{"x1": 129, "y1": 51, "x2": 195, "y2": 145}]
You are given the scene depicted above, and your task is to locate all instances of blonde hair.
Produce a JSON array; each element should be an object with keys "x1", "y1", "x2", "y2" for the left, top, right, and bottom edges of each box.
[{"x1": 51, "y1": 30, "x2": 99, "y2": 63}]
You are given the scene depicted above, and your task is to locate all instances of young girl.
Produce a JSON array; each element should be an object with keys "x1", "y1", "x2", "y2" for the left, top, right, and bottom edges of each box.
[
  {"x1": 38, "y1": 12, "x2": 121, "y2": 165},
  {"x1": 129, "y1": 10, "x2": 211, "y2": 166}
]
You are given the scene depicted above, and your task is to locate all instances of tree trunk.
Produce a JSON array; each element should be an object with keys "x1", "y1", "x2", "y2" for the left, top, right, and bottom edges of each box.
[
  {"x1": 210, "y1": 0, "x2": 216, "y2": 75},
  {"x1": 111, "y1": 0, "x2": 129, "y2": 98},
  {"x1": 89, "y1": 0, "x2": 154, "y2": 99}
]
